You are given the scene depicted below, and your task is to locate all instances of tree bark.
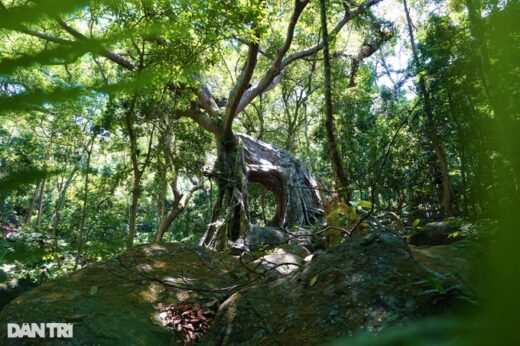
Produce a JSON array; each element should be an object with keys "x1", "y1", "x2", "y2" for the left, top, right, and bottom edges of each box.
[
  {"x1": 195, "y1": 1, "x2": 381, "y2": 250},
  {"x1": 74, "y1": 137, "x2": 94, "y2": 269},
  {"x1": 153, "y1": 181, "x2": 202, "y2": 243},
  {"x1": 152, "y1": 131, "x2": 203, "y2": 243},
  {"x1": 125, "y1": 97, "x2": 154, "y2": 249},
  {"x1": 403, "y1": 0, "x2": 453, "y2": 216},
  {"x1": 320, "y1": 0, "x2": 351, "y2": 202},
  {"x1": 36, "y1": 177, "x2": 46, "y2": 229},
  {"x1": 51, "y1": 162, "x2": 80, "y2": 234},
  {"x1": 200, "y1": 134, "x2": 323, "y2": 250},
  {"x1": 127, "y1": 179, "x2": 141, "y2": 248},
  {"x1": 25, "y1": 182, "x2": 41, "y2": 225}
]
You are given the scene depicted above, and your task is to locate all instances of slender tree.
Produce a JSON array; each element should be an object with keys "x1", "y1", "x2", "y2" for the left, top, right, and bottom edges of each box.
[
  {"x1": 403, "y1": 0, "x2": 453, "y2": 216},
  {"x1": 320, "y1": 0, "x2": 351, "y2": 202}
]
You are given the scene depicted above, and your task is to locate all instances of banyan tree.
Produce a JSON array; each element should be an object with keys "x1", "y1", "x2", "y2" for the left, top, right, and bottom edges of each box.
[
  {"x1": 188, "y1": 0, "x2": 384, "y2": 249},
  {"x1": 15, "y1": 0, "x2": 385, "y2": 249},
  {"x1": 200, "y1": 133, "x2": 324, "y2": 250}
]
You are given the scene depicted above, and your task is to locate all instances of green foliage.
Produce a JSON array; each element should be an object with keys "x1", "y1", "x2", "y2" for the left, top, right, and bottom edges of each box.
[{"x1": 0, "y1": 168, "x2": 50, "y2": 193}]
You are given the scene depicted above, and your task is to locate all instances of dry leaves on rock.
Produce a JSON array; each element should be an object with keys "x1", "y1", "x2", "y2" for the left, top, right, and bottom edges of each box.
[{"x1": 157, "y1": 300, "x2": 219, "y2": 343}]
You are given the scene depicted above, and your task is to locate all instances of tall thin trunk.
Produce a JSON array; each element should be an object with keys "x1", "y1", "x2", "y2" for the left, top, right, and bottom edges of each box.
[
  {"x1": 51, "y1": 163, "x2": 80, "y2": 269},
  {"x1": 303, "y1": 104, "x2": 316, "y2": 173},
  {"x1": 52, "y1": 163, "x2": 80, "y2": 234},
  {"x1": 125, "y1": 97, "x2": 140, "y2": 249},
  {"x1": 125, "y1": 97, "x2": 154, "y2": 249},
  {"x1": 463, "y1": 91, "x2": 492, "y2": 214},
  {"x1": 75, "y1": 137, "x2": 94, "y2": 269},
  {"x1": 403, "y1": 0, "x2": 453, "y2": 216},
  {"x1": 465, "y1": 0, "x2": 501, "y2": 121},
  {"x1": 320, "y1": 0, "x2": 350, "y2": 202},
  {"x1": 36, "y1": 178, "x2": 46, "y2": 229},
  {"x1": 25, "y1": 182, "x2": 41, "y2": 225},
  {"x1": 448, "y1": 91, "x2": 469, "y2": 217},
  {"x1": 158, "y1": 166, "x2": 167, "y2": 229},
  {"x1": 127, "y1": 178, "x2": 141, "y2": 248},
  {"x1": 0, "y1": 193, "x2": 6, "y2": 223},
  {"x1": 154, "y1": 178, "x2": 179, "y2": 242}
]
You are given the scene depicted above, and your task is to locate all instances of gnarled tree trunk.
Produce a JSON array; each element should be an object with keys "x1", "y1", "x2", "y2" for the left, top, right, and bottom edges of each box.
[{"x1": 201, "y1": 133, "x2": 323, "y2": 250}]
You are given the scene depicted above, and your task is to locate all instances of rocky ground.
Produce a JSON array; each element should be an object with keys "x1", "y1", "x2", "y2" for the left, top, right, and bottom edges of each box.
[{"x1": 0, "y1": 227, "x2": 485, "y2": 345}]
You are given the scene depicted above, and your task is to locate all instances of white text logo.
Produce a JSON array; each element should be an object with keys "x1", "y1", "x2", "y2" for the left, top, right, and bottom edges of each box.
[{"x1": 7, "y1": 323, "x2": 73, "y2": 338}]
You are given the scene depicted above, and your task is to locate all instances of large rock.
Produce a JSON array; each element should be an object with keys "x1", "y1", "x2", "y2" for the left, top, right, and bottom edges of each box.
[
  {"x1": 0, "y1": 234, "x2": 483, "y2": 345},
  {"x1": 202, "y1": 232, "x2": 480, "y2": 345},
  {"x1": 0, "y1": 277, "x2": 36, "y2": 311},
  {"x1": 237, "y1": 134, "x2": 324, "y2": 228},
  {"x1": 256, "y1": 247, "x2": 304, "y2": 275},
  {"x1": 0, "y1": 243, "x2": 252, "y2": 345},
  {"x1": 244, "y1": 226, "x2": 287, "y2": 252},
  {"x1": 410, "y1": 239, "x2": 486, "y2": 295},
  {"x1": 408, "y1": 221, "x2": 463, "y2": 246},
  {"x1": 201, "y1": 134, "x2": 324, "y2": 250}
]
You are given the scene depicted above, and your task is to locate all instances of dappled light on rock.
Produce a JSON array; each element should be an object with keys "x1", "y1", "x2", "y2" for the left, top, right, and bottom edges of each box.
[
  {"x1": 0, "y1": 243, "x2": 251, "y2": 345},
  {"x1": 202, "y1": 231, "x2": 482, "y2": 345}
]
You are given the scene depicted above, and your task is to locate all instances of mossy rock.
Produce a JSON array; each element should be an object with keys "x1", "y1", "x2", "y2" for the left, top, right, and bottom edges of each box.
[
  {"x1": 0, "y1": 243, "x2": 249, "y2": 345},
  {"x1": 202, "y1": 232, "x2": 479, "y2": 345},
  {"x1": 408, "y1": 222, "x2": 463, "y2": 246}
]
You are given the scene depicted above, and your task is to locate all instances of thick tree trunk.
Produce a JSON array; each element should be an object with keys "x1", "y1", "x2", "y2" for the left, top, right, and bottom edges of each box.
[
  {"x1": 201, "y1": 134, "x2": 244, "y2": 250},
  {"x1": 201, "y1": 134, "x2": 323, "y2": 250}
]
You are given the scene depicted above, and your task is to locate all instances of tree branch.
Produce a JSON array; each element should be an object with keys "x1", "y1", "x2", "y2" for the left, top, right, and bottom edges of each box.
[
  {"x1": 235, "y1": 0, "x2": 310, "y2": 114},
  {"x1": 349, "y1": 21, "x2": 393, "y2": 87},
  {"x1": 183, "y1": 109, "x2": 220, "y2": 135},
  {"x1": 236, "y1": 0, "x2": 382, "y2": 114},
  {"x1": 283, "y1": 0, "x2": 383, "y2": 67},
  {"x1": 18, "y1": 27, "x2": 74, "y2": 44},
  {"x1": 224, "y1": 32, "x2": 260, "y2": 135},
  {"x1": 56, "y1": 18, "x2": 136, "y2": 71}
]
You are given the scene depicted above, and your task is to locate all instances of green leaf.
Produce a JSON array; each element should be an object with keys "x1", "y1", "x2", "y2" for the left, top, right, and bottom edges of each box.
[
  {"x1": 448, "y1": 231, "x2": 461, "y2": 238},
  {"x1": 89, "y1": 285, "x2": 98, "y2": 295},
  {"x1": 412, "y1": 219, "x2": 421, "y2": 228},
  {"x1": 357, "y1": 200, "x2": 373, "y2": 209},
  {"x1": 309, "y1": 275, "x2": 318, "y2": 287}
]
